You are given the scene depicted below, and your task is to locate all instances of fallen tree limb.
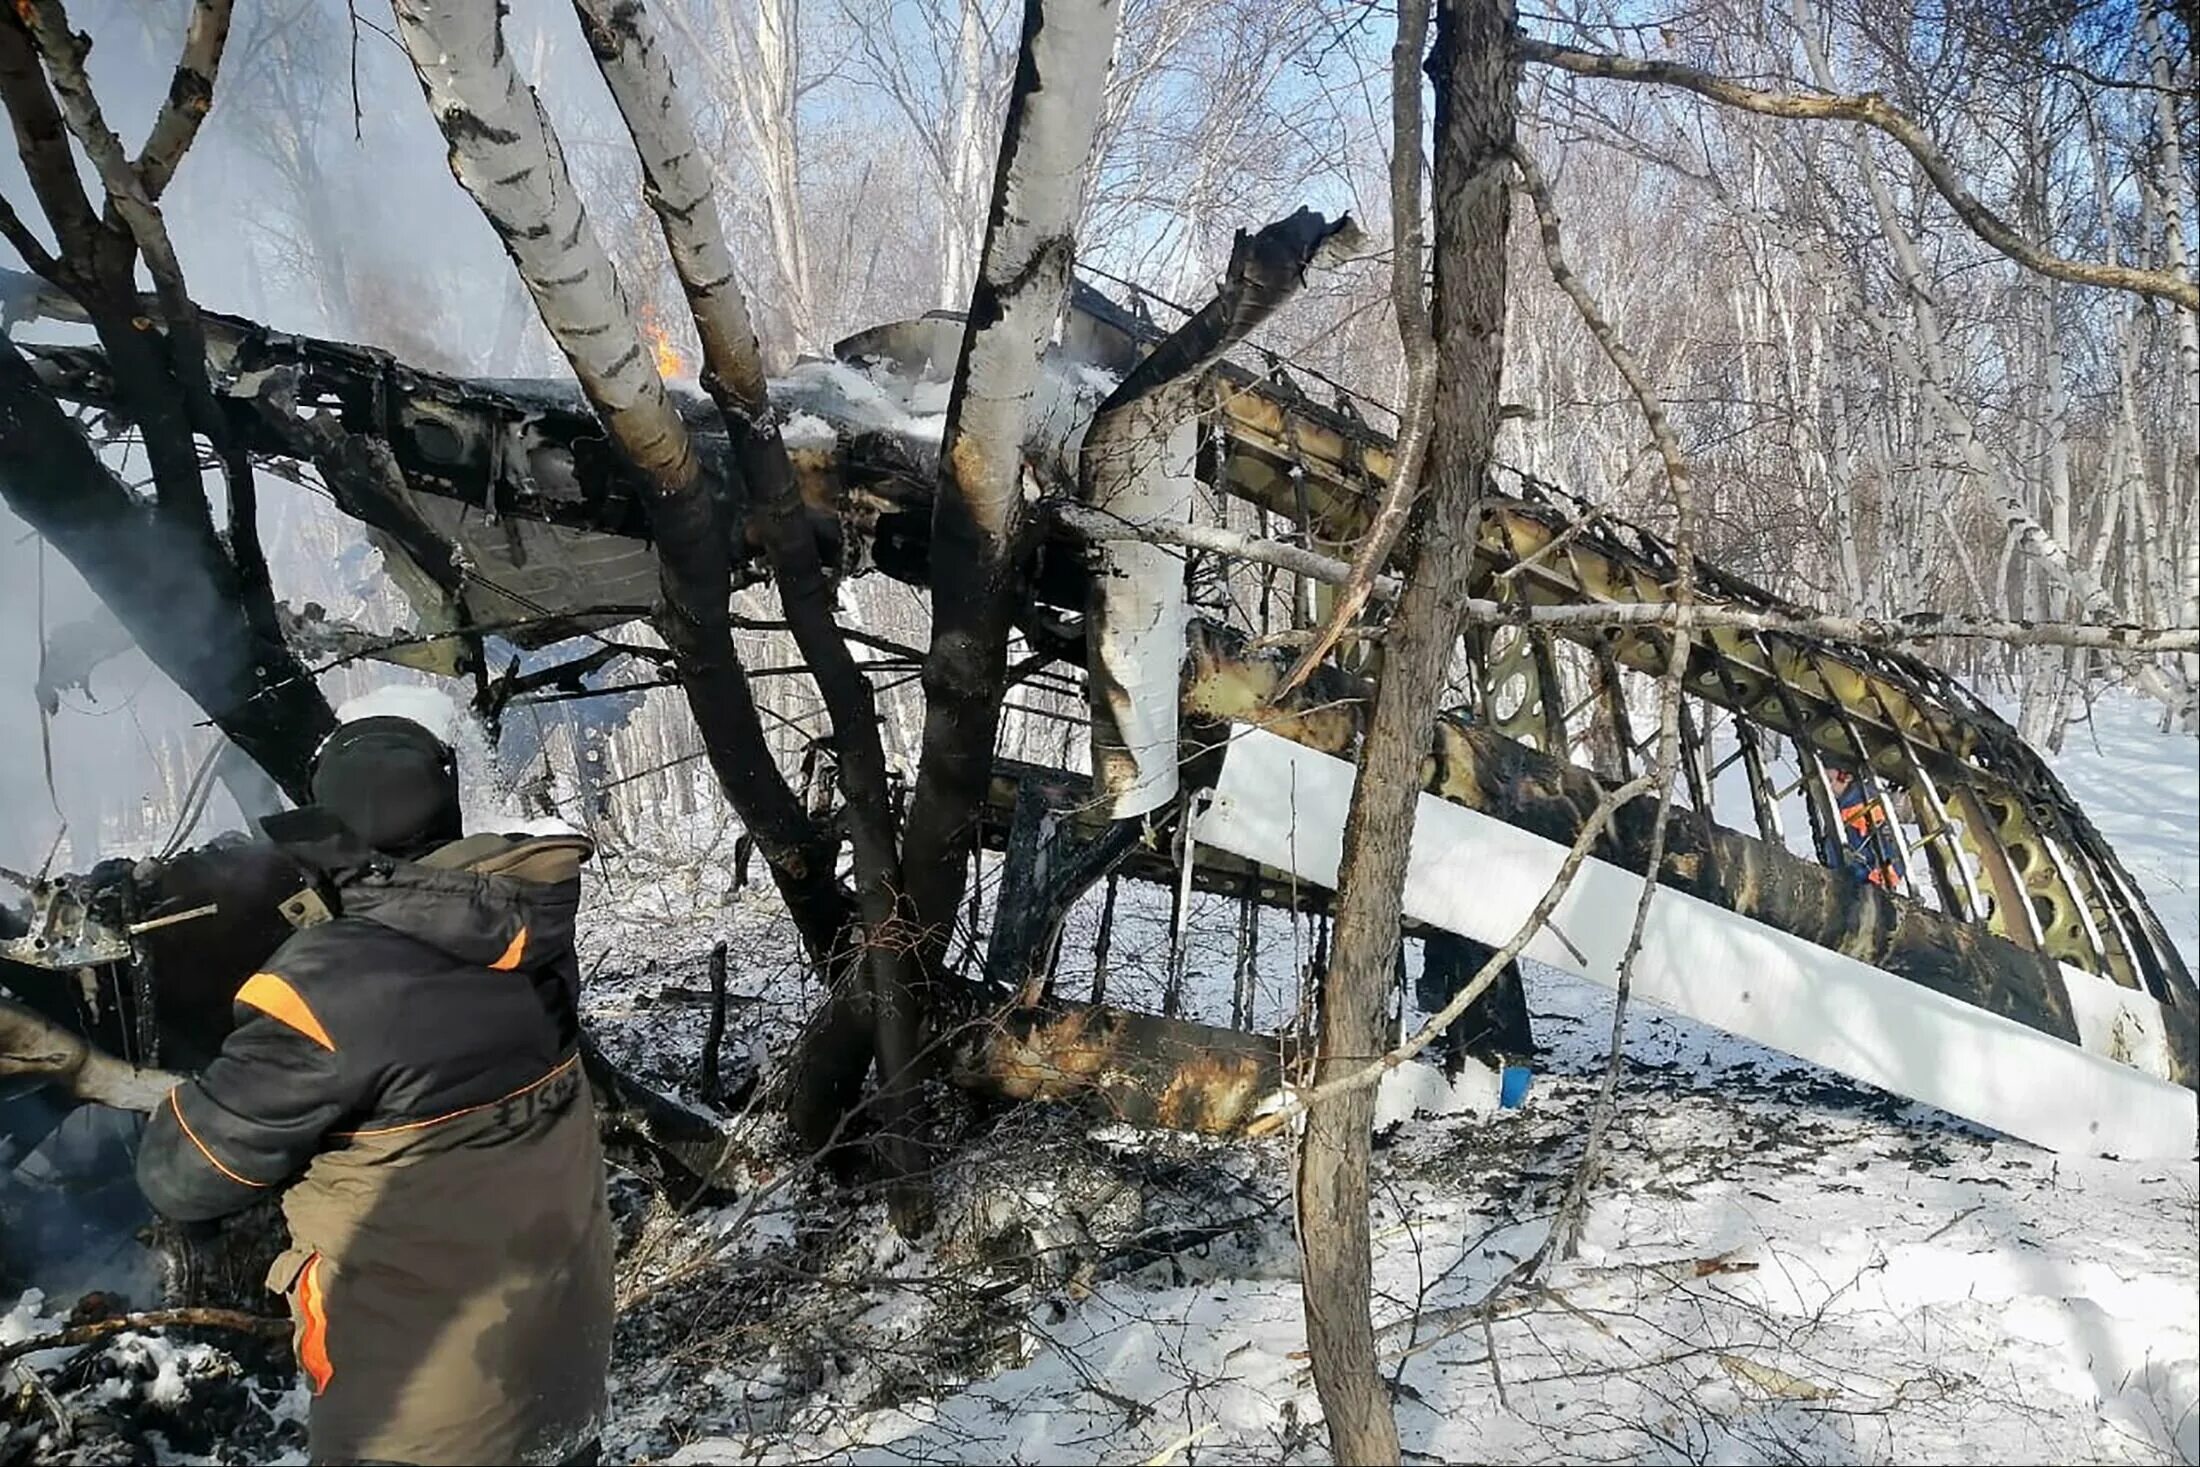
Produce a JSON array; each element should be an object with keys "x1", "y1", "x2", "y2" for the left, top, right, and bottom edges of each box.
[
  {"x1": 578, "y1": 1031, "x2": 740, "y2": 1198},
  {"x1": 953, "y1": 999, "x2": 1296, "y2": 1133},
  {"x1": 0, "y1": 1309, "x2": 287, "y2": 1370},
  {"x1": 0, "y1": 994, "x2": 181, "y2": 1111}
]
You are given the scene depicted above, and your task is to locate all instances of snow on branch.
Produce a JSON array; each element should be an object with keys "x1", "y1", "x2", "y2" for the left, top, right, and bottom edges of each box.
[{"x1": 1517, "y1": 36, "x2": 2200, "y2": 310}]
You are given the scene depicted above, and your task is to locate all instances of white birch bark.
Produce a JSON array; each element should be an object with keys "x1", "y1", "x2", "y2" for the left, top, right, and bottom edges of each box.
[
  {"x1": 2141, "y1": 1, "x2": 2199, "y2": 702},
  {"x1": 1080, "y1": 209, "x2": 1354, "y2": 814},
  {"x1": 660, "y1": 0, "x2": 817, "y2": 354},
  {"x1": 1086, "y1": 410, "x2": 1195, "y2": 815},
  {"x1": 939, "y1": 0, "x2": 1120, "y2": 542},
  {"x1": 572, "y1": 0, "x2": 773, "y2": 412},
  {"x1": 940, "y1": 0, "x2": 995, "y2": 306},
  {"x1": 389, "y1": 0, "x2": 695, "y2": 492}
]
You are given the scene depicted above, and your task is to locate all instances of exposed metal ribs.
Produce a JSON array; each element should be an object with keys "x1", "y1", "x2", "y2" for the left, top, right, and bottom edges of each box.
[{"x1": 17, "y1": 270, "x2": 2191, "y2": 1012}]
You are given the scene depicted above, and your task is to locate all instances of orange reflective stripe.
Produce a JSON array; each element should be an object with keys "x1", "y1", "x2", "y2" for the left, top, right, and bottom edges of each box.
[
  {"x1": 168, "y1": 1090, "x2": 270, "y2": 1190},
  {"x1": 235, "y1": 973, "x2": 336, "y2": 1052},
  {"x1": 488, "y1": 926, "x2": 528, "y2": 971},
  {"x1": 297, "y1": 1254, "x2": 333, "y2": 1394}
]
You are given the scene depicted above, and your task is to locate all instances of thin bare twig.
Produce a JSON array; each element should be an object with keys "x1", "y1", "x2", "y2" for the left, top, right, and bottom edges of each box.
[
  {"x1": 1514, "y1": 140, "x2": 1695, "y2": 1268},
  {"x1": 1517, "y1": 35, "x2": 2198, "y2": 308},
  {"x1": 1274, "y1": 0, "x2": 1436, "y2": 694},
  {"x1": 1243, "y1": 771, "x2": 1655, "y2": 1137},
  {"x1": 1055, "y1": 503, "x2": 2200, "y2": 653}
]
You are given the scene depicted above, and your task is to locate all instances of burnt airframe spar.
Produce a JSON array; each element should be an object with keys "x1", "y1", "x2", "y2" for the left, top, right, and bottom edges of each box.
[{"x1": 4, "y1": 269, "x2": 2195, "y2": 1164}]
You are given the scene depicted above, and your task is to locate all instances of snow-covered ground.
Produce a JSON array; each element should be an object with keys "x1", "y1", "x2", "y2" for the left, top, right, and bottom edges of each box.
[
  {"x1": 4, "y1": 699, "x2": 2194, "y2": 1465},
  {"x1": 2041, "y1": 696, "x2": 2200, "y2": 965}
]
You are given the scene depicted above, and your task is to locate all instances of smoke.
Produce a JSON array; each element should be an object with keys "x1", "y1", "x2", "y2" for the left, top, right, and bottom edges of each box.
[
  {"x1": 0, "y1": 505, "x2": 251, "y2": 872},
  {"x1": 335, "y1": 683, "x2": 569, "y2": 834}
]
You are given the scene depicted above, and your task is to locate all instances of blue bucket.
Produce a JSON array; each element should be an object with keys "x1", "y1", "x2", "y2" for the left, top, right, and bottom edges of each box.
[{"x1": 1499, "y1": 1064, "x2": 1533, "y2": 1109}]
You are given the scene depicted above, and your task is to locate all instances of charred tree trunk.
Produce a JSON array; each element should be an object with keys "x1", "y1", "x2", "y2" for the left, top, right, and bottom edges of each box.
[
  {"x1": 886, "y1": 0, "x2": 1122, "y2": 1227},
  {"x1": 0, "y1": 341, "x2": 332, "y2": 799},
  {"x1": 572, "y1": 0, "x2": 909, "y2": 1178},
  {"x1": 1296, "y1": 1, "x2": 1514, "y2": 1461},
  {"x1": 0, "y1": 15, "x2": 333, "y2": 799}
]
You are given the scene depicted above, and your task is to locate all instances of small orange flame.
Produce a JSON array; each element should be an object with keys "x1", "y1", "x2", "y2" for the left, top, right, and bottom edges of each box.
[{"x1": 639, "y1": 302, "x2": 692, "y2": 380}]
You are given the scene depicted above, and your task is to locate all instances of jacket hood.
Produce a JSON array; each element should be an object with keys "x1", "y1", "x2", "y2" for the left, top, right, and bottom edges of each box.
[{"x1": 273, "y1": 822, "x2": 593, "y2": 973}]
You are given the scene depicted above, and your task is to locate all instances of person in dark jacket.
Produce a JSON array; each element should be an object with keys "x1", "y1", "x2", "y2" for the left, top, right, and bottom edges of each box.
[{"x1": 135, "y1": 715, "x2": 614, "y2": 1466}]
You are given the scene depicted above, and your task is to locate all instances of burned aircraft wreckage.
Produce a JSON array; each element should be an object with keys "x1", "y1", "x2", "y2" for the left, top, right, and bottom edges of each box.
[{"x1": 2, "y1": 268, "x2": 2195, "y2": 1174}]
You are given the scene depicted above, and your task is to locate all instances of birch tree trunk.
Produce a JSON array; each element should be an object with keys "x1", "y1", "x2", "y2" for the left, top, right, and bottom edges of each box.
[
  {"x1": 389, "y1": 0, "x2": 848, "y2": 958},
  {"x1": 724, "y1": 0, "x2": 817, "y2": 354},
  {"x1": 940, "y1": 0, "x2": 995, "y2": 306},
  {"x1": 575, "y1": 0, "x2": 938, "y2": 1209},
  {"x1": 1793, "y1": 0, "x2": 2190, "y2": 720},
  {"x1": 897, "y1": 0, "x2": 1119, "y2": 979},
  {"x1": 2140, "y1": 0, "x2": 2199, "y2": 702},
  {"x1": 1298, "y1": 0, "x2": 1512, "y2": 1460}
]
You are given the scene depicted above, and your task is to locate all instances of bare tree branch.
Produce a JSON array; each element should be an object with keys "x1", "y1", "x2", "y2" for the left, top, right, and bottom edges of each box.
[
  {"x1": 1516, "y1": 139, "x2": 1695, "y2": 1264},
  {"x1": 18, "y1": 0, "x2": 259, "y2": 561},
  {"x1": 135, "y1": 0, "x2": 235, "y2": 200},
  {"x1": 572, "y1": 0, "x2": 918, "y2": 1207},
  {"x1": 1059, "y1": 506, "x2": 2200, "y2": 652},
  {"x1": 1517, "y1": 35, "x2": 2200, "y2": 309},
  {"x1": 0, "y1": 1309, "x2": 287, "y2": 1370},
  {"x1": 0, "y1": 187, "x2": 60, "y2": 281},
  {"x1": 388, "y1": 0, "x2": 848, "y2": 963},
  {"x1": 1242, "y1": 772, "x2": 1654, "y2": 1137}
]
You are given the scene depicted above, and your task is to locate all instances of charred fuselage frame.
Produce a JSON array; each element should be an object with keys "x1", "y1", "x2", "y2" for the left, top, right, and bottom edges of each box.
[{"x1": 13, "y1": 271, "x2": 2194, "y2": 1133}]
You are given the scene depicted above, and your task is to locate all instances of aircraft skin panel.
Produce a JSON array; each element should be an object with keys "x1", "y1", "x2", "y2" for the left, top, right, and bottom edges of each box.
[{"x1": 1195, "y1": 727, "x2": 2198, "y2": 1161}]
